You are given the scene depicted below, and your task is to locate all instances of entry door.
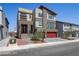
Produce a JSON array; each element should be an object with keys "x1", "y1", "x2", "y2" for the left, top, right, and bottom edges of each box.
[
  {"x1": 30, "y1": 25, "x2": 33, "y2": 33},
  {"x1": 21, "y1": 24, "x2": 28, "y2": 33}
]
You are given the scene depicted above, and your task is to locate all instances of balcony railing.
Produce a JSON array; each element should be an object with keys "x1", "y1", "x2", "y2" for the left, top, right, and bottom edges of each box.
[{"x1": 63, "y1": 27, "x2": 79, "y2": 31}]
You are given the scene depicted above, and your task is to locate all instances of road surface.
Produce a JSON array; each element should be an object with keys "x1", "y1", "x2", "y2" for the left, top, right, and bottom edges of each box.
[{"x1": 1, "y1": 41, "x2": 79, "y2": 56}]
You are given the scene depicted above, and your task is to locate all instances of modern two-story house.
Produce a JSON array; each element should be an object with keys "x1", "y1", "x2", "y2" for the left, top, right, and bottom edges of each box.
[
  {"x1": 17, "y1": 8, "x2": 33, "y2": 39},
  {"x1": 17, "y1": 5, "x2": 58, "y2": 39},
  {"x1": 33, "y1": 5, "x2": 58, "y2": 38},
  {"x1": 56, "y1": 21, "x2": 79, "y2": 38},
  {"x1": 0, "y1": 6, "x2": 9, "y2": 41}
]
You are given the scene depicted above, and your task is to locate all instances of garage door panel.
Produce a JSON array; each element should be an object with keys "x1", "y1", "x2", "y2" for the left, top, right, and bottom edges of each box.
[{"x1": 47, "y1": 32, "x2": 57, "y2": 38}]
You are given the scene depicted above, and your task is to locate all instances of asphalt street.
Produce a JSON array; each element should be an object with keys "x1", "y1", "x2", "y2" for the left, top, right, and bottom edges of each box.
[{"x1": 1, "y1": 41, "x2": 79, "y2": 56}]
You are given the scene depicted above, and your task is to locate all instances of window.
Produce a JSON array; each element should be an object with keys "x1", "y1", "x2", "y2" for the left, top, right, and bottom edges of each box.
[
  {"x1": 48, "y1": 15, "x2": 54, "y2": 19},
  {"x1": 47, "y1": 22, "x2": 55, "y2": 29},
  {"x1": 21, "y1": 24, "x2": 28, "y2": 33},
  {"x1": 30, "y1": 25, "x2": 33, "y2": 33},
  {"x1": 20, "y1": 13, "x2": 27, "y2": 17},
  {"x1": 39, "y1": 20, "x2": 42, "y2": 26},
  {"x1": 64, "y1": 24, "x2": 70, "y2": 27},
  {"x1": 36, "y1": 19, "x2": 42, "y2": 27},
  {"x1": 20, "y1": 13, "x2": 27, "y2": 19},
  {"x1": 29, "y1": 15, "x2": 32, "y2": 18},
  {"x1": 38, "y1": 13, "x2": 42, "y2": 17}
]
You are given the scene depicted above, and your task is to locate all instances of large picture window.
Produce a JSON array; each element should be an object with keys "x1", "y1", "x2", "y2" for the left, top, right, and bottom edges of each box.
[
  {"x1": 48, "y1": 15, "x2": 54, "y2": 19},
  {"x1": 47, "y1": 22, "x2": 55, "y2": 29}
]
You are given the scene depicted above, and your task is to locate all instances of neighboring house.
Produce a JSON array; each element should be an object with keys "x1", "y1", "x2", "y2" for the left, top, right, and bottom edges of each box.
[
  {"x1": 0, "y1": 6, "x2": 9, "y2": 41},
  {"x1": 17, "y1": 8, "x2": 33, "y2": 39},
  {"x1": 9, "y1": 31, "x2": 17, "y2": 37},
  {"x1": 56, "y1": 21, "x2": 79, "y2": 38},
  {"x1": 33, "y1": 5, "x2": 58, "y2": 38}
]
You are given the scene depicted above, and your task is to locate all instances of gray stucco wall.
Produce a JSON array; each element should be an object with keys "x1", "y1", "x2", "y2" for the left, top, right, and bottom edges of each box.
[
  {"x1": 2, "y1": 12, "x2": 8, "y2": 39},
  {"x1": 0, "y1": 27, "x2": 3, "y2": 41},
  {"x1": 0, "y1": 9, "x2": 9, "y2": 41},
  {"x1": 56, "y1": 21, "x2": 63, "y2": 37}
]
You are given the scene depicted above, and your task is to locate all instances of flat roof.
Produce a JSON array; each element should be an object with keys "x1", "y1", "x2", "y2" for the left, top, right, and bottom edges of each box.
[
  {"x1": 39, "y1": 5, "x2": 57, "y2": 15},
  {"x1": 56, "y1": 21, "x2": 79, "y2": 26},
  {"x1": 18, "y1": 8, "x2": 32, "y2": 14}
]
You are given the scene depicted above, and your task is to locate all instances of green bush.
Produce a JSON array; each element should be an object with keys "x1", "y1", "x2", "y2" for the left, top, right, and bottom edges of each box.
[
  {"x1": 9, "y1": 38, "x2": 16, "y2": 44},
  {"x1": 63, "y1": 31, "x2": 73, "y2": 39},
  {"x1": 31, "y1": 33, "x2": 40, "y2": 41},
  {"x1": 31, "y1": 28, "x2": 45, "y2": 41}
]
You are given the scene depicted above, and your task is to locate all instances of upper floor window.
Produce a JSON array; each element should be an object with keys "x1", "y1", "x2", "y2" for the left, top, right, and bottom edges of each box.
[
  {"x1": 39, "y1": 20, "x2": 42, "y2": 26},
  {"x1": 48, "y1": 15, "x2": 54, "y2": 19},
  {"x1": 64, "y1": 24, "x2": 70, "y2": 27},
  {"x1": 47, "y1": 22, "x2": 55, "y2": 29},
  {"x1": 20, "y1": 13, "x2": 27, "y2": 19},
  {"x1": 20, "y1": 13, "x2": 27, "y2": 17},
  {"x1": 29, "y1": 15, "x2": 32, "y2": 18},
  {"x1": 38, "y1": 13, "x2": 42, "y2": 17}
]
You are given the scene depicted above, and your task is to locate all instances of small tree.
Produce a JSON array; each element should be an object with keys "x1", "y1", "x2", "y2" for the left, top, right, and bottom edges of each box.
[
  {"x1": 31, "y1": 28, "x2": 45, "y2": 42},
  {"x1": 63, "y1": 31, "x2": 73, "y2": 39},
  {"x1": 37, "y1": 28, "x2": 45, "y2": 42},
  {"x1": 31, "y1": 33, "x2": 40, "y2": 41}
]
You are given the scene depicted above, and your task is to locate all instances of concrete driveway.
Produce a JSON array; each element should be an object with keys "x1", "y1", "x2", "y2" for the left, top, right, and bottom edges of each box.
[{"x1": 45, "y1": 38, "x2": 68, "y2": 42}]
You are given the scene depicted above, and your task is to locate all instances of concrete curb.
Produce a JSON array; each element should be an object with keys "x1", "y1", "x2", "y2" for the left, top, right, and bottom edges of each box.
[{"x1": 0, "y1": 39, "x2": 79, "y2": 54}]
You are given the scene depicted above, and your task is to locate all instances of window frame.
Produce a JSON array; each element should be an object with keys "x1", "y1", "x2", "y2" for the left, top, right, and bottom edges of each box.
[
  {"x1": 47, "y1": 22, "x2": 55, "y2": 29},
  {"x1": 20, "y1": 13, "x2": 27, "y2": 19},
  {"x1": 38, "y1": 13, "x2": 42, "y2": 17}
]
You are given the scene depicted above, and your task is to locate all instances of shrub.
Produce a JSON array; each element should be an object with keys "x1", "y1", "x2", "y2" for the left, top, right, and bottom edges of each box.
[
  {"x1": 9, "y1": 38, "x2": 16, "y2": 44},
  {"x1": 31, "y1": 33, "x2": 40, "y2": 41},
  {"x1": 31, "y1": 28, "x2": 45, "y2": 41},
  {"x1": 63, "y1": 31, "x2": 73, "y2": 39}
]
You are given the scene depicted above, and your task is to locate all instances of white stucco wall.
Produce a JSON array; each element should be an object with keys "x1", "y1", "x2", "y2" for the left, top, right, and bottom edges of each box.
[
  {"x1": 35, "y1": 8, "x2": 42, "y2": 18},
  {"x1": 26, "y1": 14, "x2": 32, "y2": 21},
  {"x1": 0, "y1": 6, "x2": 9, "y2": 42},
  {"x1": 34, "y1": 8, "x2": 43, "y2": 28}
]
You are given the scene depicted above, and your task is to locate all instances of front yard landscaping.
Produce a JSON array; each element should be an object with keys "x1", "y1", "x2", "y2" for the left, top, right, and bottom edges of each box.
[{"x1": 31, "y1": 28, "x2": 45, "y2": 43}]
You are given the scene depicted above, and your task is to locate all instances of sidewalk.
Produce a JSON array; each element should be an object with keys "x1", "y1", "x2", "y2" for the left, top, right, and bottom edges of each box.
[
  {"x1": 0, "y1": 37, "x2": 11, "y2": 47},
  {"x1": 45, "y1": 38, "x2": 68, "y2": 42},
  {"x1": 16, "y1": 39, "x2": 28, "y2": 45},
  {"x1": 7, "y1": 38, "x2": 77, "y2": 47},
  {"x1": 0, "y1": 39, "x2": 79, "y2": 54}
]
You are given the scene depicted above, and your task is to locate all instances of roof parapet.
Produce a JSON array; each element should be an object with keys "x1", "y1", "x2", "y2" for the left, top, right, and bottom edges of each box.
[{"x1": 18, "y1": 8, "x2": 32, "y2": 14}]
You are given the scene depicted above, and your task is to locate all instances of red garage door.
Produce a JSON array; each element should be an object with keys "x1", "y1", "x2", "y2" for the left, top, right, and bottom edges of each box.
[{"x1": 47, "y1": 32, "x2": 57, "y2": 38}]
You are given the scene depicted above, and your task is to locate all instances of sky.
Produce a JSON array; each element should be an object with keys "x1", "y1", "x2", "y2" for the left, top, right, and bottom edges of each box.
[{"x1": 0, "y1": 3, "x2": 79, "y2": 32}]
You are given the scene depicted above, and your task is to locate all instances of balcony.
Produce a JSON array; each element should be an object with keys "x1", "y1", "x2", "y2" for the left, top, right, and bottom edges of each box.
[
  {"x1": 47, "y1": 29, "x2": 58, "y2": 32},
  {"x1": 63, "y1": 26, "x2": 79, "y2": 31}
]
